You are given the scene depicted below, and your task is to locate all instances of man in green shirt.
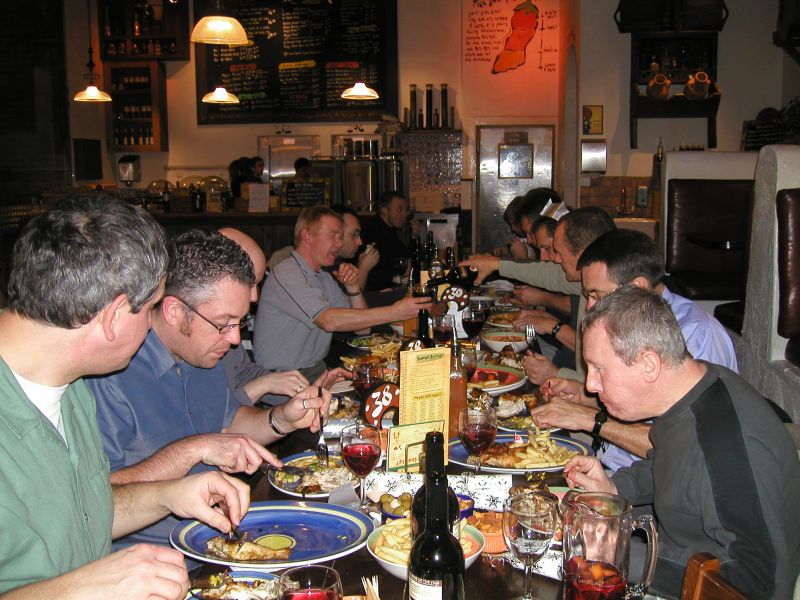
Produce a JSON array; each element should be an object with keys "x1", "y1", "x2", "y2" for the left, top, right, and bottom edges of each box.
[{"x1": 0, "y1": 198, "x2": 250, "y2": 599}]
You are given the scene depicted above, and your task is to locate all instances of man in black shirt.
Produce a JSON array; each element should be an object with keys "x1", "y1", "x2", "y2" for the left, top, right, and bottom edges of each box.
[{"x1": 360, "y1": 190, "x2": 415, "y2": 291}]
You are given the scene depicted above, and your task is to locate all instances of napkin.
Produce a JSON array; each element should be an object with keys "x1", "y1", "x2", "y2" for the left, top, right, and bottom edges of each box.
[{"x1": 365, "y1": 472, "x2": 513, "y2": 511}]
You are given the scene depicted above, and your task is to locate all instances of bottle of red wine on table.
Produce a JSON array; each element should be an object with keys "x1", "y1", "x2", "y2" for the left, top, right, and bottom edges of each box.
[
  {"x1": 411, "y1": 431, "x2": 459, "y2": 538},
  {"x1": 402, "y1": 305, "x2": 434, "y2": 351},
  {"x1": 408, "y1": 472, "x2": 465, "y2": 599}
]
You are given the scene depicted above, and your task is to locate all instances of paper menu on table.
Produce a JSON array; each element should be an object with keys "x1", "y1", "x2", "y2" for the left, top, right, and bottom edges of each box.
[
  {"x1": 399, "y1": 346, "x2": 450, "y2": 432},
  {"x1": 386, "y1": 420, "x2": 444, "y2": 473}
]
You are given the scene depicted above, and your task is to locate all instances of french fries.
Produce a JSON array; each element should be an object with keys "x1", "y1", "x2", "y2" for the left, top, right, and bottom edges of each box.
[
  {"x1": 371, "y1": 518, "x2": 474, "y2": 566},
  {"x1": 482, "y1": 428, "x2": 579, "y2": 469}
]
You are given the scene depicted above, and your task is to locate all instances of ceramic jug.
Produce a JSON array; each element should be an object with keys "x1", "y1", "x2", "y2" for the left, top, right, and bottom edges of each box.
[
  {"x1": 646, "y1": 73, "x2": 671, "y2": 101},
  {"x1": 684, "y1": 71, "x2": 710, "y2": 101},
  {"x1": 561, "y1": 491, "x2": 658, "y2": 599}
]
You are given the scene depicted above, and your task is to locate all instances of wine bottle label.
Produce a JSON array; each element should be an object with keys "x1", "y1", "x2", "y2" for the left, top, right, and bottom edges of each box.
[{"x1": 409, "y1": 574, "x2": 443, "y2": 599}]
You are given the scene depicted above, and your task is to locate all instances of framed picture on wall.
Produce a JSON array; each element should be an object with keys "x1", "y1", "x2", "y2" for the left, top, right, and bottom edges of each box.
[
  {"x1": 498, "y1": 143, "x2": 534, "y2": 179},
  {"x1": 583, "y1": 105, "x2": 603, "y2": 135}
]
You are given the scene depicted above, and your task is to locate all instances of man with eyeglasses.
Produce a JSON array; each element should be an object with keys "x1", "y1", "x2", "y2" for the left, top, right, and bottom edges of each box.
[
  {"x1": 87, "y1": 229, "x2": 330, "y2": 555},
  {"x1": 532, "y1": 229, "x2": 737, "y2": 471}
]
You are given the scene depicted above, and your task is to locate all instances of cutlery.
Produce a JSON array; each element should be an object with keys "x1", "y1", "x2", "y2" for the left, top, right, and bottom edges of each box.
[
  {"x1": 525, "y1": 323, "x2": 542, "y2": 354},
  {"x1": 316, "y1": 388, "x2": 330, "y2": 467},
  {"x1": 260, "y1": 462, "x2": 307, "y2": 476}
]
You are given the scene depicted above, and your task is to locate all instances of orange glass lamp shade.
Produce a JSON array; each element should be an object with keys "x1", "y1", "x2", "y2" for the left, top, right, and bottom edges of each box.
[
  {"x1": 191, "y1": 16, "x2": 249, "y2": 45},
  {"x1": 74, "y1": 85, "x2": 111, "y2": 102}
]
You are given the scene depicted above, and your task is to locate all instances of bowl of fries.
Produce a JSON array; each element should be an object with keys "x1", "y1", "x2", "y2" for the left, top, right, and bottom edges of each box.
[{"x1": 366, "y1": 517, "x2": 484, "y2": 580}]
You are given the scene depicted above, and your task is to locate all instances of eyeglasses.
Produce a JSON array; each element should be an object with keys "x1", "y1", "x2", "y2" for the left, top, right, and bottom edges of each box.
[
  {"x1": 582, "y1": 282, "x2": 624, "y2": 303},
  {"x1": 175, "y1": 297, "x2": 252, "y2": 335}
]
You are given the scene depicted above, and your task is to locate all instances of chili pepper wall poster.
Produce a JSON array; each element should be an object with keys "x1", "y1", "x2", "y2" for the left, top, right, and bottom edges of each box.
[{"x1": 462, "y1": 0, "x2": 560, "y2": 117}]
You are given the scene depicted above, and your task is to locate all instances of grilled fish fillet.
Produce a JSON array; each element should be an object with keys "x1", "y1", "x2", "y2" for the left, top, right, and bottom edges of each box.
[
  {"x1": 197, "y1": 578, "x2": 278, "y2": 599},
  {"x1": 206, "y1": 536, "x2": 291, "y2": 561}
]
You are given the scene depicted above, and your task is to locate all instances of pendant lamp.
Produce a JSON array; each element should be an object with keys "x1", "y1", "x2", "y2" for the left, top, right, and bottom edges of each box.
[
  {"x1": 341, "y1": 82, "x2": 379, "y2": 100},
  {"x1": 191, "y1": 1, "x2": 249, "y2": 46},
  {"x1": 202, "y1": 86, "x2": 240, "y2": 104},
  {"x1": 74, "y1": 0, "x2": 111, "y2": 102}
]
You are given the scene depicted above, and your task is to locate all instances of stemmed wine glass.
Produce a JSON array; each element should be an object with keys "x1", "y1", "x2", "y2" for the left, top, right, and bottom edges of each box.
[
  {"x1": 461, "y1": 307, "x2": 485, "y2": 342},
  {"x1": 458, "y1": 407, "x2": 497, "y2": 473},
  {"x1": 431, "y1": 314, "x2": 454, "y2": 346},
  {"x1": 279, "y1": 564, "x2": 343, "y2": 600},
  {"x1": 340, "y1": 423, "x2": 383, "y2": 514},
  {"x1": 352, "y1": 363, "x2": 383, "y2": 402},
  {"x1": 502, "y1": 491, "x2": 558, "y2": 600},
  {"x1": 460, "y1": 345, "x2": 477, "y2": 381}
]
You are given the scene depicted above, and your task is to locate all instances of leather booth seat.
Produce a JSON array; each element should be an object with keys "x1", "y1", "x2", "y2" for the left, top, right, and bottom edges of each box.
[
  {"x1": 666, "y1": 179, "x2": 754, "y2": 302},
  {"x1": 776, "y1": 188, "x2": 800, "y2": 367}
]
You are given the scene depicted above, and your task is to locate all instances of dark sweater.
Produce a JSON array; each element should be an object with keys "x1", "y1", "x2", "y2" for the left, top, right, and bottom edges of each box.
[
  {"x1": 612, "y1": 362, "x2": 800, "y2": 599},
  {"x1": 359, "y1": 215, "x2": 409, "y2": 291}
]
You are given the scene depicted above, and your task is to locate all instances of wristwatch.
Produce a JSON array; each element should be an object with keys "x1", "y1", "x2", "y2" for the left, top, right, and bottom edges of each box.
[
  {"x1": 591, "y1": 408, "x2": 608, "y2": 437},
  {"x1": 551, "y1": 321, "x2": 564, "y2": 337}
]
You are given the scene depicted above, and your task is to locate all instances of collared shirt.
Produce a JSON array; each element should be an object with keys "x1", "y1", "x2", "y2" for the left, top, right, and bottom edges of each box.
[
  {"x1": 253, "y1": 250, "x2": 349, "y2": 373},
  {"x1": 0, "y1": 358, "x2": 113, "y2": 592},
  {"x1": 86, "y1": 329, "x2": 245, "y2": 549},
  {"x1": 600, "y1": 288, "x2": 739, "y2": 472}
]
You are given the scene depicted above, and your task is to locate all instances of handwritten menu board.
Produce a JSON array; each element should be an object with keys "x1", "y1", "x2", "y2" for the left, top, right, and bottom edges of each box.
[
  {"x1": 194, "y1": 0, "x2": 398, "y2": 124},
  {"x1": 740, "y1": 120, "x2": 786, "y2": 152},
  {"x1": 280, "y1": 179, "x2": 329, "y2": 211}
]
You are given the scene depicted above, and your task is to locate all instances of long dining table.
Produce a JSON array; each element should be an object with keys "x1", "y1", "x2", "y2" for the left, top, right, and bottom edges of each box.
[{"x1": 219, "y1": 462, "x2": 566, "y2": 600}]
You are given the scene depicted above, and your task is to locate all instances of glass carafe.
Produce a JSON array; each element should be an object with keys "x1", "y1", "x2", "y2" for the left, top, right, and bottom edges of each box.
[{"x1": 561, "y1": 491, "x2": 657, "y2": 600}]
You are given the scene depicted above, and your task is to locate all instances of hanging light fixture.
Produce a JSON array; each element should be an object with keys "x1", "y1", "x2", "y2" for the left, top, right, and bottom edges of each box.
[
  {"x1": 191, "y1": 1, "x2": 249, "y2": 46},
  {"x1": 341, "y1": 82, "x2": 379, "y2": 100},
  {"x1": 202, "y1": 86, "x2": 239, "y2": 104},
  {"x1": 74, "y1": 0, "x2": 111, "y2": 102}
]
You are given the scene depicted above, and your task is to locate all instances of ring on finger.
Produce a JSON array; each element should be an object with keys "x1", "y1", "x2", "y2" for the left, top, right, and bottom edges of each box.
[
  {"x1": 302, "y1": 399, "x2": 308, "y2": 410},
  {"x1": 296, "y1": 385, "x2": 303, "y2": 393}
]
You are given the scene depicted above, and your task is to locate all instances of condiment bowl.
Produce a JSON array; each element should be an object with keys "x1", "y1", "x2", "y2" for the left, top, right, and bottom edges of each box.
[{"x1": 481, "y1": 329, "x2": 528, "y2": 353}]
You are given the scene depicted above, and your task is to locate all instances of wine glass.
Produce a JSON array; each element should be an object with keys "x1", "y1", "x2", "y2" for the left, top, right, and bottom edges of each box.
[
  {"x1": 352, "y1": 363, "x2": 382, "y2": 402},
  {"x1": 431, "y1": 314, "x2": 454, "y2": 345},
  {"x1": 394, "y1": 256, "x2": 409, "y2": 277},
  {"x1": 279, "y1": 564, "x2": 343, "y2": 600},
  {"x1": 470, "y1": 299, "x2": 491, "y2": 323},
  {"x1": 340, "y1": 423, "x2": 383, "y2": 513},
  {"x1": 503, "y1": 491, "x2": 558, "y2": 600},
  {"x1": 460, "y1": 345, "x2": 477, "y2": 381},
  {"x1": 458, "y1": 407, "x2": 497, "y2": 473},
  {"x1": 461, "y1": 307, "x2": 485, "y2": 342}
]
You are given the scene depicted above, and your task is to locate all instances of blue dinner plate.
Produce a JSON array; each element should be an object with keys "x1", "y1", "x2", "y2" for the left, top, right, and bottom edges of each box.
[
  {"x1": 170, "y1": 500, "x2": 374, "y2": 571},
  {"x1": 448, "y1": 433, "x2": 592, "y2": 474},
  {"x1": 185, "y1": 570, "x2": 277, "y2": 599}
]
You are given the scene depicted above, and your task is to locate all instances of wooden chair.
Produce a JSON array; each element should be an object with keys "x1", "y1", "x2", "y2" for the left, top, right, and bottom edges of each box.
[{"x1": 680, "y1": 553, "x2": 748, "y2": 600}]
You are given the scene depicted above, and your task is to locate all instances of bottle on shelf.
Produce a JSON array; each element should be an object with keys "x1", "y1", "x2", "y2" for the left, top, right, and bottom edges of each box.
[
  {"x1": 190, "y1": 184, "x2": 202, "y2": 213},
  {"x1": 441, "y1": 83, "x2": 449, "y2": 129},
  {"x1": 409, "y1": 84, "x2": 417, "y2": 130},
  {"x1": 408, "y1": 472, "x2": 465, "y2": 600},
  {"x1": 161, "y1": 180, "x2": 171, "y2": 213},
  {"x1": 425, "y1": 84, "x2": 433, "y2": 129},
  {"x1": 411, "y1": 431, "x2": 459, "y2": 538}
]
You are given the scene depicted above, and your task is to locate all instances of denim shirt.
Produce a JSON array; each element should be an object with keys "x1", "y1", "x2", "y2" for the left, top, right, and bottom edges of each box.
[{"x1": 86, "y1": 329, "x2": 245, "y2": 548}]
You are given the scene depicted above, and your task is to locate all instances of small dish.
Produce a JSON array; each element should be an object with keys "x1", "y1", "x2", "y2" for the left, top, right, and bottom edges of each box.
[{"x1": 481, "y1": 329, "x2": 527, "y2": 353}]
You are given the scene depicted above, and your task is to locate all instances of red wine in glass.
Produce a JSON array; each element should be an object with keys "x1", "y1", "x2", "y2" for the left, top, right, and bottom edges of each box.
[
  {"x1": 459, "y1": 422, "x2": 497, "y2": 455},
  {"x1": 341, "y1": 443, "x2": 381, "y2": 477},
  {"x1": 461, "y1": 316, "x2": 484, "y2": 339},
  {"x1": 564, "y1": 558, "x2": 627, "y2": 600},
  {"x1": 433, "y1": 325, "x2": 452, "y2": 344},
  {"x1": 282, "y1": 590, "x2": 342, "y2": 600}
]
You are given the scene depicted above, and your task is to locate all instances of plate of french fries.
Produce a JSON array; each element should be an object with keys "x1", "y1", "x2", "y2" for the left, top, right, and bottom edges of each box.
[
  {"x1": 448, "y1": 432, "x2": 592, "y2": 474},
  {"x1": 366, "y1": 517, "x2": 485, "y2": 580}
]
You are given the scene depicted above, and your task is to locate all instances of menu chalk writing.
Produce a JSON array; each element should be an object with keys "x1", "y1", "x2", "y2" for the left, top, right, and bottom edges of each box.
[
  {"x1": 280, "y1": 179, "x2": 328, "y2": 211},
  {"x1": 740, "y1": 120, "x2": 786, "y2": 152},
  {"x1": 194, "y1": 0, "x2": 397, "y2": 124}
]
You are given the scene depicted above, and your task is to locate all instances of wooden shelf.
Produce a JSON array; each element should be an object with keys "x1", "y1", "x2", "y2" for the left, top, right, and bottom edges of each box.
[
  {"x1": 105, "y1": 62, "x2": 168, "y2": 152},
  {"x1": 98, "y1": 0, "x2": 188, "y2": 62}
]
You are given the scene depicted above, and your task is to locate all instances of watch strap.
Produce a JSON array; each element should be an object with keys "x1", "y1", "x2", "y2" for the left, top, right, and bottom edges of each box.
[{"x1": 551, "y1": 321, "x2": 563, "y2": 337}]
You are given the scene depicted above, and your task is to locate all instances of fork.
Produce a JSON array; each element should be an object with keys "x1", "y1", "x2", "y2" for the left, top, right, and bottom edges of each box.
[
  {"x1": 315, "y1": 387, "x2": 329, "y2": 467},
  {"x1": 525, "y1": 323, "x2": 542, "y2": 355}
]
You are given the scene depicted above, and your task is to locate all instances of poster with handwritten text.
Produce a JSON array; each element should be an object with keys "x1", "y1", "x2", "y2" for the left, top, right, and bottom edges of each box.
[{"x1": 462, "y1": 0, "x2": 560, "y2": 117}]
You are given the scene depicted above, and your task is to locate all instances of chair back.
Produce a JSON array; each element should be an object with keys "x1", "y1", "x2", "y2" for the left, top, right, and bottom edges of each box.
[
  {"x1": 680, "y1": 553, "x2": 748, "y2": 600},
  {"x1": 776, "y1": 188, "x2": 800, "y2": 366}
]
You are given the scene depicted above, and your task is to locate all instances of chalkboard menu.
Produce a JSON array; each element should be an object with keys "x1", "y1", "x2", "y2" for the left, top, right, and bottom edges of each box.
[
  {"x1": 740, "y1": 119, "x2": 787, "y2": 152},
  {"x1": 194, "y1": 0, "x2": 397, "y2": 124},
  {"x1": 281, "y1": 179, "x2": 329, "y2": 211}
]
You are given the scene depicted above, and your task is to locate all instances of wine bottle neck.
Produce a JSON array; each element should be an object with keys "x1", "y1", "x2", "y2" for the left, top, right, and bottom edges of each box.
[
  {"x1": 425, "y1": 432, "x2": 445, "y2": 478},
  {"x1": 424, "y1": 473, "x2": 449, "y2": 529}
]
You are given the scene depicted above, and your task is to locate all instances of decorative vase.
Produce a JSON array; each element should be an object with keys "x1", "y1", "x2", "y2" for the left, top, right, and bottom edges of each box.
[
  {"x1": 646, "y1": 73, "x2": 671, "y2": 101},
  {"x1": 684, "y1": 71, "x2": 710, "y2": 101}
]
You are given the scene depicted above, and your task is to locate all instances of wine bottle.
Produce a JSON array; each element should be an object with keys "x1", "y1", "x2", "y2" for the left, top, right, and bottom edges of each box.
[
  {"x1": 190, "y1": 184, "x2": 202, "y2": 213},
  {"x1": 161, "y1": 181, "x2": 171, "y2": 213},
  {"x1": 445, "y1": 247, "x2": 460, "y2": 285},
  {"x1": 408, "y1": 472, "x2": 465, "y2": 600},
  {"x1": 411, "y1": 432, "x2": 459, "y2": 538},
  {"x1": 401, "y1": 308, "x2": 433, "y2": 351},
  {"x1": 429, "y1": 242, "x2": 444, "y2": 279}
]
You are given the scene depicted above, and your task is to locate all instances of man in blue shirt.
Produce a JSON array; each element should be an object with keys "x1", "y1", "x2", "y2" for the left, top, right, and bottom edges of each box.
[
  {"x1": 533, "y1": 229, "x2": 738, "y2": 471},
  {"x1": 0, "y1": 199, "x2": 250, "y2": 598},
  {"x1": 87, "y1": 230, "x2": 330, "y2": 551}
]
